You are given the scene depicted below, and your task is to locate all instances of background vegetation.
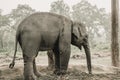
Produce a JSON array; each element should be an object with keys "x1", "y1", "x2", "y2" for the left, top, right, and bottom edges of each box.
[{"x1": 0, "y1": 0, "x2": 119, "y2": 54}]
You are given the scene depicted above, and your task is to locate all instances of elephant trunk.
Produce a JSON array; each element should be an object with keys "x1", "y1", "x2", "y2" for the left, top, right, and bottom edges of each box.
[{"x1": 82, "y1": 40, "x2": 92, "y2": 74}]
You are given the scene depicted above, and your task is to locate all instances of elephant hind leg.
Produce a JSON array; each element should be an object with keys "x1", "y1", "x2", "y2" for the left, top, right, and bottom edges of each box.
[
  {"x1": 33, "y1": 59, "x2": 41, "y2": 77},
  {"x1": 47, "y1": 50, "x2": 55, "y2": 70},
  {"x1": 23, "y1": 54, "x2": 37, "y2": 80},
  {"x1": 21, "y1": 35, "x2": 40, "y2": 79}
]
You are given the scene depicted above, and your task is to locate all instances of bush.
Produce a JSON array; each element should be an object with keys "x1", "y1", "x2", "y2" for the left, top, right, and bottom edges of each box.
[{"x1": 93, "y1": 42, "x2": 110, "y2": 52}]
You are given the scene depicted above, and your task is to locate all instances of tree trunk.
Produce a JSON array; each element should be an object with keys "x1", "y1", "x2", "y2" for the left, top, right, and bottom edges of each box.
[{"x1": 111, "y1": 0, "x2": 119, "y2": 67}]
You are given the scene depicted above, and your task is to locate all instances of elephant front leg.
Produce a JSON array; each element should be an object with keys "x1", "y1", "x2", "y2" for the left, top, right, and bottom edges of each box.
[
  {"x1": 23, "y1": 55, "x2": 37, "y2": 80},
  {"x1": 57, "y1": 32, "x2": 71, "y2": 75},
  {"x1": 59, "y1": 45, "x2": 71, "y2": 75},
  {"x1": 52, "y1": 48, "x2": 60, "y2": 75}
]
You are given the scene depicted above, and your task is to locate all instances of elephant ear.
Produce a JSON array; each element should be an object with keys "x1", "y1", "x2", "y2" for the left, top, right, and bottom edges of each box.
[
  {"x1": 78, "y1": 23, "x2": 87, "y2": 37},
  {"x1": 72, "y1": 26, "x2": 80, "y2": 39}
]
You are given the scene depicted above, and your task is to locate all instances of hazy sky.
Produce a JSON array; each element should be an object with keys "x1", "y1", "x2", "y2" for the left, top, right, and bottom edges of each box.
[{"x1": 0, "y1": 0, "x2": 114, "y2": 14}]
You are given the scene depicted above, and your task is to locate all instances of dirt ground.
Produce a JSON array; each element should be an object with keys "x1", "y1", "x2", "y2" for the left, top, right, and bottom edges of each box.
[{"x1": 0, "y1": 51, "x2": 120, "y2": 80}]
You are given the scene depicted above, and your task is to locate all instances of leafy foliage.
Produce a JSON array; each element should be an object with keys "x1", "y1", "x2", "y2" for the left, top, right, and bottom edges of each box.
[
  {"x1": 0, "y1": 1, "x2": 114, "y2": 52},
  {"x1": 0, "y1": 10, "x2": 11, "y2": 49},
  {"x1": 50, "y1": 0, "x2": 70, "y2": 18},
  {"x1": 9, "y1": 4, "x2": 35, "y2": 30},
  {"x1": 72, "y1": 0, "x2": 110, "y2": 47},
  {"x1": 0, "y1": 4, "x2": 35, "y2": 50}
]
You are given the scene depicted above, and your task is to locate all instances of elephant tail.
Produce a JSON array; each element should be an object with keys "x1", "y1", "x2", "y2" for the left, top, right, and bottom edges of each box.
[{"x1": 9, "y1": 30, "x2": 19, "y2": 69}]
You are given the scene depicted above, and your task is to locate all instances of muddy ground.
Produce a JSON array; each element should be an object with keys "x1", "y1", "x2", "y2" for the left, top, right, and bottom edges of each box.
[{"x1": 0, "y1": 51, "x2": 120, "y2": 80}]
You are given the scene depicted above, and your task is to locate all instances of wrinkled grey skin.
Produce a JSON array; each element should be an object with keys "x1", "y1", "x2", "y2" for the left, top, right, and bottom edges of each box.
[
  {"x1": 47, "y1": 21, "x2": 91, "y2": 74},
  {"x1": 9, "y1": 12, "x2": 91, "y2": 80}
]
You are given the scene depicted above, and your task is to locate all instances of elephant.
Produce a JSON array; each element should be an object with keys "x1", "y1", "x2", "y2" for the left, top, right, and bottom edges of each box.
[
  {"x1": 9, "y1": 12, "x2": 92, "y2": 80},
  {"x1": 47, "y1": 50, "x2": 55, "y2": 70}
]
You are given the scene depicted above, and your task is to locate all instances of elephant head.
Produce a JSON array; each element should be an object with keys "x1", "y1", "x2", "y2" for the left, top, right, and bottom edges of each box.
[{"x1": 71, "y1": 22, "x2": 92, "y2": 74}]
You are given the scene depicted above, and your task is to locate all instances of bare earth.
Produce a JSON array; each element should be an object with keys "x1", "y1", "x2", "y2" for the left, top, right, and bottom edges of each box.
[{"x1": 0, "y1": 51, "x2": 120, "y2": 80}]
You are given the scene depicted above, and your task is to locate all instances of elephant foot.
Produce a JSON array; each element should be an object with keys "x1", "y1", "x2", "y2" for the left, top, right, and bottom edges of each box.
[
  {"x1": 34, "y1": 72, "x2": 41, "y2": 77},
  {"x1": 24, "y1": 74, "x2": 37, "y2": 80},
  {"x1": 60, "y1": 70, "x2": 67, "y2": 75},
  {"x1": 89, "y1": 71, "x2": 92, "y2": 74},
  {"x1": 53, "y1": 70, "x2": 60, "y2": 75},
  {"x1": 53, "y1": 70, "x2": 66, "y2": 75}
]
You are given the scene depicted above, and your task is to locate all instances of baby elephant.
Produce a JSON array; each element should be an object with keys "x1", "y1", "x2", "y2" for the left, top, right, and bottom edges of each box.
[{"x1": 9, "y1": 12, "x2": 91, "y2": 80}]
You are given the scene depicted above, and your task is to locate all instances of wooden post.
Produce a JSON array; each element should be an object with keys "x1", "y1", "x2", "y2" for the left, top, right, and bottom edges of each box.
[{"x1": 111, "y1": 0, "x2": 119, "y2": 67}]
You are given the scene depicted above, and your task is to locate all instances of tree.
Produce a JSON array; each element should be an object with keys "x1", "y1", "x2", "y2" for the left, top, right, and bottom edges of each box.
[
  {"x1": 50, "y1": 0, "x2": 70, "y2": 18},
  {"x1": 111, "y1": 0, "x2": 119, "y2": 67},
  {"x1": 72, "y1": 0, "x2": 110, "y2": 47},
  {"x1": 0, "y1": 10, "x2": 10, "y2": 27},
  {"x1": 9, "y1": 4, "x2": 35, "y2": 30},
  {"x1": 0, "y1": 4, "x2": 35, "y2": 50},
  {"x1": 0, "y1": 10, "x2": 11, "y2": 49}
]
